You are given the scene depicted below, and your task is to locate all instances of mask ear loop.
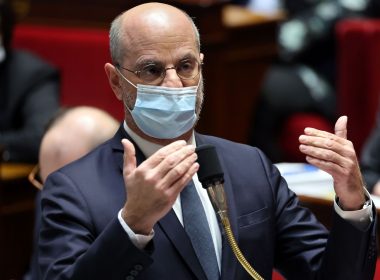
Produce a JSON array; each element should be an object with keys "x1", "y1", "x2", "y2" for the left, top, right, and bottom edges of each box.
[
  {"x1": 196, "y1": 73, "x2": 202, "y2": 89},
  {"x1": 114, "y1": 66, "x2": 137, "y2": 89},
  {"x1": 114, "y1": 66, "x2": 137, "y2": 112}
]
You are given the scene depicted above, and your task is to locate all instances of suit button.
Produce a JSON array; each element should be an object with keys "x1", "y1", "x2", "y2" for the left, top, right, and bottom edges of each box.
[
  {"x1": 126, "y1": 276, "x2": 134, "y2": 280},
  {"x1": 130, "y1": 270, "x2": 139, "y2": 276}
]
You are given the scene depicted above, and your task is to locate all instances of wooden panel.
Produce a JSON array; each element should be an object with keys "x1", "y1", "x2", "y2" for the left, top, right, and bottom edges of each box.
[
  {"x1": 197, "y1": 8, "x2": 279, "y2": 142},
  {"x1": 0, "y1": 170, "x2": 36, "y2": 280}
]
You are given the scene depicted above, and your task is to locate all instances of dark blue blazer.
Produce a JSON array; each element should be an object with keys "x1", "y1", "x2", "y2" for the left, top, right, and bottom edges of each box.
[{"x1": 39, "y1": 126, "x2": 377, "y2": 280}]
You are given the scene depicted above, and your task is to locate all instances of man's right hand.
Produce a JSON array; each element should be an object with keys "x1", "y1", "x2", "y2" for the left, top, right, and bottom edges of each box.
[{"x1": 120, "y1": 139, "x2": 199, "y2": 235}]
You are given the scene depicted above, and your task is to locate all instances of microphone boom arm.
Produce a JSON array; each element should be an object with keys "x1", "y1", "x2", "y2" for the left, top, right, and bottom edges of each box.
[
  {"x1": 206, "y1": 182, "x2": 264, "y2": 280},
  {"x1": 196, "y1": 145, "x2": 264, "y2": 280}
]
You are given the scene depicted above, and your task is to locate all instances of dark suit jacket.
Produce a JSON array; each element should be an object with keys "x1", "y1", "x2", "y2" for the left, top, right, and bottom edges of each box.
[
  {"x1": 0, "y1": 50, "x2": 59, "y2": 162},
  {"x1": 39, "y1": 126, "x2": 377, "y2": 280}
]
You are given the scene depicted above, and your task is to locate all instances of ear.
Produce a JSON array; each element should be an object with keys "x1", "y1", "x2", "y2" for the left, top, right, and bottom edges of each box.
[
  {"x1": 200, "y1": 53, "x2": 204, "y2": 63},
  {"x1": 104, "y1": 63, "x2": 123, "y2": 101}
]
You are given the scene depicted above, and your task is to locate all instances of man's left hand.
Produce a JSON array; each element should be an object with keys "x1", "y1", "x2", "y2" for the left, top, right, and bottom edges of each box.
[{"x1": 299, "y1": 116, "x2": 366, "y2": 210}]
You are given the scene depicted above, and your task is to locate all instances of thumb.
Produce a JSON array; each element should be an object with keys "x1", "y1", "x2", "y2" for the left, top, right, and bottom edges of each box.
[
  {"x1": 122, "y1": 138, "x2": 136, "y2": 176},
  {"x1": 334, "y1": 115, "x2": 348, "y2": 139}
]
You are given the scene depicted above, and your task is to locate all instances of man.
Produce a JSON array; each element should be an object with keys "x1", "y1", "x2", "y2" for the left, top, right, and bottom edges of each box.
[
  {"x1": 0, "y1": 0, "x2": 60, "y2": 163},
  {"x1": 25, "y1": 106, "x2": 119, "y2": 280},
  {"x1": 37, "y1": 106, "x2": 119, "y2": 183},
  {"x1": 39, "y1": 3, "x2": 377, "y2": 279}
]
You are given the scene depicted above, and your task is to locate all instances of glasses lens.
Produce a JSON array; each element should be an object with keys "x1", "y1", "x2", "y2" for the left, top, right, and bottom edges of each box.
[
  {"x1": 140, "y1": 64, "x2": 165, "y2": 84},
  {"x1": 177, "y1": 60, "x2": 200, "y2": 80},
  {"x1": 137, "y1": 60, "x2": 201, "y2": 84}
]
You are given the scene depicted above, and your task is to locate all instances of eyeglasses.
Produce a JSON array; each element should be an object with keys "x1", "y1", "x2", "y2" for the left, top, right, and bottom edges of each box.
[
  {"x1": 28, "y1": 164, "x2": 43, "y2": 190},
  {"x1": 116, "y1": 59, "x2": 202, "y2": 85}
]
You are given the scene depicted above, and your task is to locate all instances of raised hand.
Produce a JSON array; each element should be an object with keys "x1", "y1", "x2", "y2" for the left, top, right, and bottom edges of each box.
[
  {"x1": 121, "y1": 139, "x2": 199, "y2": 234},
  {"x1": 299, "y1": 116, "x2": 365, "y2": 210}
]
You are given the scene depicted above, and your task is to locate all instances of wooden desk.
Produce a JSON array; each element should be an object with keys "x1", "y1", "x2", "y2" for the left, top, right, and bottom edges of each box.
[
  {"x1": 0, "y1": 163, "x2": 37, "y2": 280},
  {"x1": 0, "y1": 163, "x2": 34, "y2": 181}
]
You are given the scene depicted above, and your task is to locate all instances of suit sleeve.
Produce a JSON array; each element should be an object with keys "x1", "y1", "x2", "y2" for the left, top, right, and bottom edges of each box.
[
  {"x1": 39, "y1": 171, "x2": 154, "y2": 280},
  {"x1": 257, "y1": 150, "x2": 377, "y2": 280}
]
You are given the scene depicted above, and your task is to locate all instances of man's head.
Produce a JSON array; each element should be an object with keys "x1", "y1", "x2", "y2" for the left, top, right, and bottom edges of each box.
[
  {"x1": 104, "y1": 3, "x2": 204, "y2": 145},
  {"x1": 37, "y1": 106, "x2": 119, "y2": 184}
]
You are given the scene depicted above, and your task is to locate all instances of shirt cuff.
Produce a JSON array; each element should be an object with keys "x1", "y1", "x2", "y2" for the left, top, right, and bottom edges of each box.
[
  {"x1": 117, "y1": 209, "x2": 154, "y2": 249},
  {"x1": 334, "y1": 188, "x2": 373, "y2": 231}
]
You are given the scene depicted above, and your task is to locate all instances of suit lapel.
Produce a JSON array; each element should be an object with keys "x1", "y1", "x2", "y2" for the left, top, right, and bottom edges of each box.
[
  {"x1": 158, "y1": 210, "x2": 208, "y2": 280},
  {"x1": 112, "y1": 126, "x2": 207, "y2": 280}
]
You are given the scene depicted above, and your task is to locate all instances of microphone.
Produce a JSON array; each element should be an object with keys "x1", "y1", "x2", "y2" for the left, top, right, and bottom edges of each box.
[
  {"x1": 195, "y1": 144, "x2": 264, "y2": 280},
  {"x1": 195, "y1": 144, "x2": 228, "y2": 221}
]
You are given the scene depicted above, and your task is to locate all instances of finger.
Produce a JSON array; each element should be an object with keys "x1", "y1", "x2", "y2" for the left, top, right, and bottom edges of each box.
[
  {"x1": 150, "y1": 145, "x2": 196, "y2": 185},
  {"x1": 299, "y1": 144, "x2": 342, "y2": 165},
  {"x1": 122, "y1": 139, "x2": 136, "y2": 176},
  {"x1": 334, "y1": 115, "x2": 348, "y2": 139},
  {"x1": 304, "y1": 155, "x2": 341, "y2": 175},
  {"x1": 166, "y1": 162, "x2": 199, "y2": 196},
  {"x1": 299, "y1": 134, "x2": 352, "y2": 157},
  {"x1": 141, "y1": 140, "x2": 187, "y2": 169},
  {"x1": 302, "y1": 128, "x2": 346, "y2": 146},
  {"x1": 303, "y1": 126, "x2": 335, "y2": 140},
  {"x1": 159, "y1": 150, "x2": 198, "y2": 186}
]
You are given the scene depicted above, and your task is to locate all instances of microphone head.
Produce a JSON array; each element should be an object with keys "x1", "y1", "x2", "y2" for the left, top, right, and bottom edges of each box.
[{"x1": 195, "y1": 144, "x2": 224, "y2": 188}]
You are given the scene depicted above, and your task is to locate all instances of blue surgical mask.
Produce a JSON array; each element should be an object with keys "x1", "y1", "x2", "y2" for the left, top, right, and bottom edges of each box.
[{"x1": 127, "y1": 83, "x2": 198, "y2": 139}]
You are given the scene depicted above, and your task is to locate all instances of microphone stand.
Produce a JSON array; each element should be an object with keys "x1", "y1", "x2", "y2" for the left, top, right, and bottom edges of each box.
[
  {"x1": 206, "y1": 180, "x2": 264, "y2": 280},
  {"x1": 195, "y1": 144, "x2": 264, "y2": 280}
]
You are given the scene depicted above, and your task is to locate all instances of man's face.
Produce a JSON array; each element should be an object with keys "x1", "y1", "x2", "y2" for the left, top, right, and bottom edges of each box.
[{"x1": 116, "y1": 11, "x2": 204, "y2": 143}]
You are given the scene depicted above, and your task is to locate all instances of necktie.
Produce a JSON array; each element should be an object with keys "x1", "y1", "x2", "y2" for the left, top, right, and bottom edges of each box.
[{"x1": 181, "y1": 181, "x2": 220, "y2": 280}]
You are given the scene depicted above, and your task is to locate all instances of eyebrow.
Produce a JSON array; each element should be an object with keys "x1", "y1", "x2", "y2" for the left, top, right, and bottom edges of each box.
[
  {"x1": 134, "y1": 59, "x2": 160, "y2": 70},
  {"x1": 178, "y1": 53, "x2": 197, "y2": 62},
  {"x1": 134, "y1": 53, "x2": 198, "y2": 69}
]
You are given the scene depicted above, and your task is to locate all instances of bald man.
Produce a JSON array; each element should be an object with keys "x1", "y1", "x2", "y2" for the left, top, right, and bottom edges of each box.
[
  {"x1": 39, "y1": 3, "x2": 376, "y2": 280},
  {"x1": 25, "y1": 106, "x2": 118, "y2": 280},
  {"x1": 38, "y1": 106, "x2": 119, "y2": 182}
]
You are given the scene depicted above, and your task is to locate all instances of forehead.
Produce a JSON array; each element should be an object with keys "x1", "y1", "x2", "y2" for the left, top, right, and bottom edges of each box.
[{"x1": 121, "y1": 9, "x2": 199, "y2": 65}]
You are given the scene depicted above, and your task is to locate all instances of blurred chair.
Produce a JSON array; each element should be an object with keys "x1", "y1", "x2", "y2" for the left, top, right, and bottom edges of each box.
[
  {"x1": 12, "y1": 24, "x2": 123, "y2": 121},
  {"x1": 279, "y1": 19, "x2": 380, "y2": 162},
  {"x1": 375, "y1": 258, "x2": 380, "y2": 279},
  {"x1": 272, "y1": 270, "x2": 284, "y2": 280},
  {"x1": 336, "y1": 19, "x2": 380, "y2": 155}
]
